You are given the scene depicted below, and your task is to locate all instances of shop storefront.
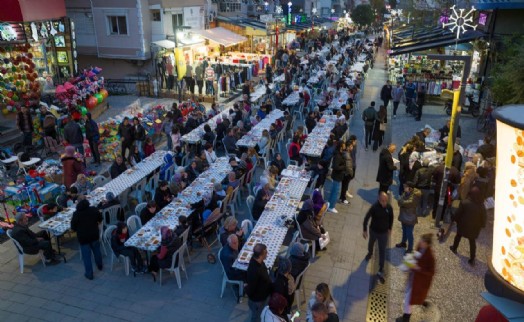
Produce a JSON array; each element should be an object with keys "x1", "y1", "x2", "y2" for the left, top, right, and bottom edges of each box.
[{"x1": 0, "y1": 0, "x2": 77, "y2": 114}]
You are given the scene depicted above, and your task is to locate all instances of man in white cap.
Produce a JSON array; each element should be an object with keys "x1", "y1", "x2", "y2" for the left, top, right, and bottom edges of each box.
[{"x1": 10, "y1": 213, "x2": 60, "y2": 265}]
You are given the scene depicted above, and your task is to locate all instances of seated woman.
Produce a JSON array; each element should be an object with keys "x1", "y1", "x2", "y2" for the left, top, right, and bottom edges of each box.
[
  {"x1": 222, "y1": 171, "x2": 240, "y2": 196},
  {"x1": 207, "y1": 182, "x2": 226, "y2": 211},
  {"x1": 57, "y1": 186, "x2": 79, "y2": 208},
  {"x1": 306, "y1": 283, "x2": 337, "y2": 320},
  {"x1": 252, "y1": 178, "x2": 272, "y2": 221},
  {"x1": 154, "y1": 181, "x2": 174, "y2": 209},
  {"x1": 73, "y1": 174, "x2": 93, "y2": 195},
  {"x1": 129, "y1": 144, "x2": 142, "y2": 166},
  {"x1": 296, "y1": 200, "x2": 323, "y2": 242},
  {"x1": 185, "y1": 160, "x2": 199, "y2": 184},
  {"x1": 148, "y1": 226, "x2": 182, "y2": 282},
  {"x1": 204, "y1": 143, "x2": 218, "y2": 164},
  {"x1": 110, "y1": 222, "x2": 145, "y2": 274},
  {"x1": 311, "y1": 189, "x2": 327, "y2": 222},
  {"x1": 288, "y1": 242, "x2": 310, "y2": 281},
  {"x1": 257, "y1": 129, "x2": 270, "y2": 155},
  {"x1": 144, "y1": 137, "x2": 155, "y2": 157},
  {"x1": 195, "y1": 150, "x2": 210, "y2": 173},
  {"x1": 288, "y1": 136, "x2": 303, "y2": 166},
  {"x1": 270, "y1": 153, "x2": 286, "y2": 175},
  {"x1": 171, "y1": 167, "x2": 188, "y2": 192},
  {"x1": 219, "y1": 216, "x2": 245, "y2": 247}
]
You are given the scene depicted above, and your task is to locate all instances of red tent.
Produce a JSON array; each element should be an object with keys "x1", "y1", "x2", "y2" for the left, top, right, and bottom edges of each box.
[{"x1": 0, "y1": 0, "x2": 65, "y2": 22}]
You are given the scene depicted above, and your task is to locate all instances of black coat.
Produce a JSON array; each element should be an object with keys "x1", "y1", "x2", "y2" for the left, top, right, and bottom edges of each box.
[
  {"x1": 376, "y1": 148, "x2": 396, "y2": 185},
  {"x1": 110, "y1": 161, "x2": 127, "y2": 179},
  {"x1": 454, "y1": 199, "x2": 487, "y2": 239},
  {"x1": 246, "y1": 259, "x2": 272, "y2": 302},
  {"x1": 331, "y1": 151, "x2": 346, "y2": 182},
  {"x1": 413, "y1": 166, "x2": 434, "y2": 189},
  {"x1": 64, "y1": 121, "x2": 84, "y2": 145},
  {"x1": 289, "y1": 254, "x2": 310, "y2": 280},
  {"x1": 10, "y1": 223, "x2": 41, "y2": 254},
  {"x1": 71, "y1": 203, "x2": 103, "y2": 245}
]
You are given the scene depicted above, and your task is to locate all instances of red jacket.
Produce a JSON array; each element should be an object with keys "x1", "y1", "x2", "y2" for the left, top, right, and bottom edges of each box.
[
  {"x1": 61, "y1": 156, "x2": 84, "y2": 188},
  {"x1": 144, "y1": 143, "x2": 155, "y2": 157},
  {"x1": 410, "y1": 246, "x2": 435, "y2": 305}
]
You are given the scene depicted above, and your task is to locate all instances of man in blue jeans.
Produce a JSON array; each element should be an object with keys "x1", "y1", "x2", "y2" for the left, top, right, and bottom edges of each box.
[
  {"x1": 363, "y1": 192, "x2": 393, "y2": 280},
  {"x1": 71, "y1": 199, "x2": 103, "y2": 280}
]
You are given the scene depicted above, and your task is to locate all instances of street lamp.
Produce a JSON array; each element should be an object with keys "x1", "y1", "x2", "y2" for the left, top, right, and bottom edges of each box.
[
  {"x1": 288, "y1": 2, "x2": 292, "y2": 25},
  {"x1": 264, "y1": 1, "x2": 269, "y2": 13},
  {"x1": 312, "y1": 7, "x2": 317, "y2": 29}
]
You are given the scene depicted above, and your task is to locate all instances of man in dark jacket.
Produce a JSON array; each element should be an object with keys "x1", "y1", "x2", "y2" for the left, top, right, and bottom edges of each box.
[
  {"x1": 85, "y1": 113, "x2": 101, "y2": 164},
  {"x1": 110, "y1": 156, "x2": 127, "y2": 179},
  {"x1": 413, "y1": 158, "x2": 434, "y2": 216},
  {"x1": 220, "y1": 234, "x2": 247, "y2": 284},
  {"x1": 449, "y1": 187, "x2": 487, "y2": 266},
  {"x1": 431, "y1": 162, "x2": 461, "y2": 222},
  {"x1": 476, "y1": 136, "x2": 496, "y2": 159},
  {"x1": 71, "y1": 199, "x2": 103, "y2": 280},
  {"x1": 327, "y1": 146, "x2": 346, "y2": 213},
  {"x1": 247, "y1": 243, "x2": 272, "y2": 322},
  {"x1": 363, "y1": 192, "x2": 393, "y2": 278},
  {"x1": 133, "y1": 117, "x2": 146, "y2": 158},
  {"x1": 64, "y1": 118, "x2": 85, "y2": 155},
  {"x1": 118, "y1": 117, "x2": 134, "y2": 162},
  {"x1": 362, "y1": 102, "x2": 377, "y2": 150},
  {"x1": 16, "y1": 106, "x2": 34, "y2": 146},
  {"x1": 380, "y1": 80, "x2": 392, "y2": 108},
  {"x1": 11, "y1": 213, "x2": 60, "y2": 264},
  {"x1": 223, "y1": 128, "x2": 239, "y2": 156},
  {"x1": 376, "y1": 144, "x2": 397, "y2": 194}
]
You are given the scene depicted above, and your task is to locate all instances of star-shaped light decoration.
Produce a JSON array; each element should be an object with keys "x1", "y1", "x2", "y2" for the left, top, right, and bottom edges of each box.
[
  {"x1": 275, "y1": 5, "x2": 283, "y2": 15},
  {"x1": 442, "y1": 5, "x2": 477, "y2": 40}
]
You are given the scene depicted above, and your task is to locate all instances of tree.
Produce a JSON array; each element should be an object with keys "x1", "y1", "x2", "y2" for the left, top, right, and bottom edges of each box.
[
  {"x1": 491, "y1": 34, "x2": 524, "y2": 104},
  {"x1": 351, "y1": 4, "x2": 375, "y2": 27}
]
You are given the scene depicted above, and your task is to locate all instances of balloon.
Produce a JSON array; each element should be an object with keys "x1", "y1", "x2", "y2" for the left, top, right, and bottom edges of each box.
[
  {"x1": 1, "y1": 109, "x2": 8, "y2": 115},
  {"x1": 7, "y1": 91, "x2": 13, "y2": 98},
  {"x1": 86, "y1": 96, "x2": 98, "y2": 109},
  {"x1": 12, "y1": 95, "x2": 19, "y2": 101},
  {"x1": 80, "y1": 106, "x2": 87, "y2": 115},
  {"x1": 94, "y1": 93, "x2": 103, "y2": 104},
  {"x1": 99, "y1": 89, "x2": 108, "y2": 99}
]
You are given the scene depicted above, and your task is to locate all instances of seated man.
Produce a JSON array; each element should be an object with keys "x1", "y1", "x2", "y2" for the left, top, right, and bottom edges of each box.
[
  {"x1": 140, "y1": 201, "x2": 158, "y2": 225},
  {"x1": 97, "y1": 192, "x2": 124, "y2": 222},
  {"x1": 220, "y1": 234, "x2": 247, "y2": 283},
  {"x1": 110, "y1": 156, "x2": 127, "y2": 179},
  {"x1": 154, "y1": 181, "x2": 174, "y2": 209},
  {"x1": 11, "y1": 213, "x2": 60, "y2": 265},
  {"x1": 223, "y1": 129, "x2": 239, "y2": 156},
  {"x1": 57, "y1": 186, "x2": 78, "y2": 208}
]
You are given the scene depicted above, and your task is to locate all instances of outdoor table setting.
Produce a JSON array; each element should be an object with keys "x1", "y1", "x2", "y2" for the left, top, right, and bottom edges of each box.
[
  {"x1": 281, "y1": 90, "x2": 301, "y2": 106},
  {"x1": 236, "y1": 109, "x2": 284, "y2": 148},
  {"x1": 233, "y1": 166, "x2": 310, "y2": 271},
  {"x1": 273, "y1": 74, "x2": 285, "y2": 83},
  {"x1": 307, "y1": 70, "x2": 326, "y2": 85},
  {"x1": 181, "y1": 107, "x2": 233, "y2": 144},
  {"x1": 300, "y1": 115, "x2": 338, "y2": 157},
  {"x1": 38, "y1": 151, "x2": 169, "y2": 237},
  {"x1": 125, "y1": 157, "x2": 231, "y2": 251},
  {"x1": 250, "y1": 83, "x2": 274, "y2": 103},
  {"x1": 328, "y1": 89, "x2": 350, "y2": 110}
]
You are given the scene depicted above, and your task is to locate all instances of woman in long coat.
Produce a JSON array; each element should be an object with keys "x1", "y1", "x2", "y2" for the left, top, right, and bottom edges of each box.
[
  {"x1": 397, "y1": 233, "x2": 435, "y2": 322},
  {"x1": 61, "y1": 146, "x2": 84, "y2": 189}
]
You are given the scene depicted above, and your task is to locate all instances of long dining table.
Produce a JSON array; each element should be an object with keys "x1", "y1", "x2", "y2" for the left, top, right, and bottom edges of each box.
[
  {"x1": 233, "y1": 166, "x2": 311, "y2": 271},
  {"x1": 300, "y1": 115, "x2": 338, "y2": 158},
  {"x1": 236, "y1": 109, "x2": 284, "y2": 148},
  {"x1": 125, "y1": 157, "x2": 232, "y2": 251},
  {"x1": 180, "y1": 107, "x2": 233, "y2": 144},
  {"x1": 38, "y1": 151, "x2": 169, "y2": 237}
]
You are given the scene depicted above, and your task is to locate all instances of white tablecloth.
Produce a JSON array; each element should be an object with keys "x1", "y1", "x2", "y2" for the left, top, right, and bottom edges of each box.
[
  {"x1": 250, "y1": 84, "x2": 274, "y2": 103},
  {"x1": 300, "y1": 115, "x2": 338, "y2": 157},
  {"x1": 236, "y1": 109, "x2": 284, "y2": 148},
  {"x1": 38, "y1": 151, "x2": 169, "y2": 236},
  {"x1": 282, "y1": 91, "x2": 301, "y2": 106},
  {"x1": 181, "y1": 107, "x2": 233, "y2": 144},
  {"x1": 125, "y1": 157, "x2": 231, "y2": 251},
  {"x1": 233, "y1": 166, "x2": 310, "y2": 271}
]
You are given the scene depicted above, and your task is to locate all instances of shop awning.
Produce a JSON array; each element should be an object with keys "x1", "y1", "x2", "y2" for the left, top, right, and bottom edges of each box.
[
  {"x1": 389, "y1": 28, "x2": 485, "y2": 56},
  {"x1": 0, "y1": 0, "x2": 66, "y2": 22},
  {"x1": 193, "y1": 27, "x2": 247, "y2": 47},
  {"x1": 152, "y1": 40, "x2": 176, "y2": 49}
]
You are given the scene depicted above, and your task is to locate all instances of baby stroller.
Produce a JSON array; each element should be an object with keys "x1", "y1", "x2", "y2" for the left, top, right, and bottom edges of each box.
[
  {"x1": 405, "y1": 99, "x2": 419, "y2": 117},
  {"x1": 189, "y1": 200, "x2": 224, "y2": 264}
]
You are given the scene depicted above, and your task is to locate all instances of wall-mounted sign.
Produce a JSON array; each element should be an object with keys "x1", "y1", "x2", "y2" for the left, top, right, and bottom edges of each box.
[
  {"x1": 0, "y1": 23, "x2": 26, "y2": 43},
  {"x1": 260, "y1": 14, "x2": 273, "y2": 23}
]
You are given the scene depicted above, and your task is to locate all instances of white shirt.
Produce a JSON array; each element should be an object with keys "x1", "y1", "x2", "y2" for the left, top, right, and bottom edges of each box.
[{"x1": 260, "y1": 306, "x2": 286, "y2": 322}]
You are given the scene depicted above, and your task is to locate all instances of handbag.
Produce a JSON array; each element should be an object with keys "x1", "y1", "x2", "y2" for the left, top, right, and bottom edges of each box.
[
  {"x1": 379, "y1": 122, "x2": 386, "y2": 131},
  {"x1": 319, "y1": 231, "x2": 330, "y2": 250}
]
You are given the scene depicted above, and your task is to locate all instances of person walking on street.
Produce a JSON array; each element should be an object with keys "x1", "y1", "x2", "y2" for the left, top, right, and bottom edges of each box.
[
  {"x1": 339, "y1": 142, "x2": 354, "y2": 205},
  {"x1": 380, "y1": 80, "x2": 393, "y2": 109},
  {"x1": 327, "y1": 143, "x2": 346, "y2": 213},
  {"x1": 396, "y1": 233, "x2": 436, "y2": 322},
  {"x1": 161, "y1": 112, "x2": 174, "y2": 151},
  {"x1": 17, "y1": 106, "x2": 34, "y2": 147},
  {"x1": 362, "y1": 102, "x2": 378, "y2": 151},
  {"x1": 205, "y1": 64, "x2": 215, "y2": 96},
  {"x1": 376, "y1": 144, "x2": 397, "y2": 194},
  {"x1": 85, "y1": 113, "x2": 101, "y2": 164},
  {"x1": 133, "y1": 117, "x2": 146, "y2": 158},
  {"x1": 404, "y1": 81, "x2": 416, "y2": 111},
  {"x1": 395, "y1": 182, "x2": 421, "y2": 253},
  {"x1": 392, "y1": 82, "x2": 404, "y2": 118},
  {"x1": 415, "y1": 86, "x2": 426, "y2": 121},
  {"x1": 449, "y1": 187, "x2": 487, "y2": 266},
  {"x1": 195, "y1": 63, "x2": 204, "y2": 96},
  {"x1": 71, "y1": 199, "x2": 104, "y2": 280},
  {"x1": 247, "y1": 243, "x2": 273, "y2": 322},
  {"x1": 118, "y1": 117, "x2": 134, "y2": 163},
  {"x1": 363, "y1": 192, "x2": 393, "y2": 280},
  {"x1": 372, "y1": 105, "x2": 387, "y2": 151}
]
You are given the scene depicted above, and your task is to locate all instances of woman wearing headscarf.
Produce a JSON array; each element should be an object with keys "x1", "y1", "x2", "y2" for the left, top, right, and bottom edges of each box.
[
  {"x1": 272, "y1": 257, "x2": 296, "y2": 316},
  {"x1": 110, "y1": 222, "x2": 145, "y2": 275},
  {"x1": 148, "y1": 226, "x2": 182, "y2": 282},
  {"x1": 297, "y1": 200, "x2": 323, "y2": 241},
  {"x1": 311, "y1": 190, "x2": 326, "y2": 222},
  {"x1": 288, "y1": 242, "x2": 310, "y2": 280},
  {"x1": 62, "y1": 145, "x2": 85, "y2": 189},
  {"x1": 252, "y1": 177, "x2": 272, "y2": 221}
]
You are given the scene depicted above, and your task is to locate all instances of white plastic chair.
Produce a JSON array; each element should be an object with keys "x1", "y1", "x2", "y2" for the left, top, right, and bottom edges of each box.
[
  {"x1": 103, "y1": 205, "x2": 121, "y2": 226},
  {"x1": 294, "y1": 263, "x2": 311, "y2": 309},
  {"x1": 179, "y1": 227, "x2": 191, "y2": 264},
  {"x1": 241, "y1": 219, "x2": 253, "y2": 237},
  {"x1": 303, "y1": 175, "x2": 319, "y2": 199},
  {"x1": 126, "y1": 215, "x2": 142, "y2": 235},
  {"x1": 103, "y1": 225, "x2": 130, "y2": 276},
  {"x1": 145, "y1": 173, "x2": 160, "y2": 200},
  {"x1": 135, "y1": 202, "x2": 147, "y2": 217},
  {"x1": 159, "y1": 248, "x2": 187, "y2": 288},
  {"x1": 7, "y1": 229, "x2": 46, "y2": 273},
  {"x1": 37, "y1": 205, "x2": 45, "y2": 222},
  {"x1": 294, "y1": 213, "x2": 316, "y2": 258},
  {"x1": 129, "y1": 178, "x2": 147, "y2": 204},
  {"x1": 16, "y1": 152, "x2": 41, "y2": 175},
  {"x1": 93, "y1": 175, "x2": 109, "y2": 188},
  {"x1": 218, "y1": 247, "x2": 244, "y2": 298}
]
